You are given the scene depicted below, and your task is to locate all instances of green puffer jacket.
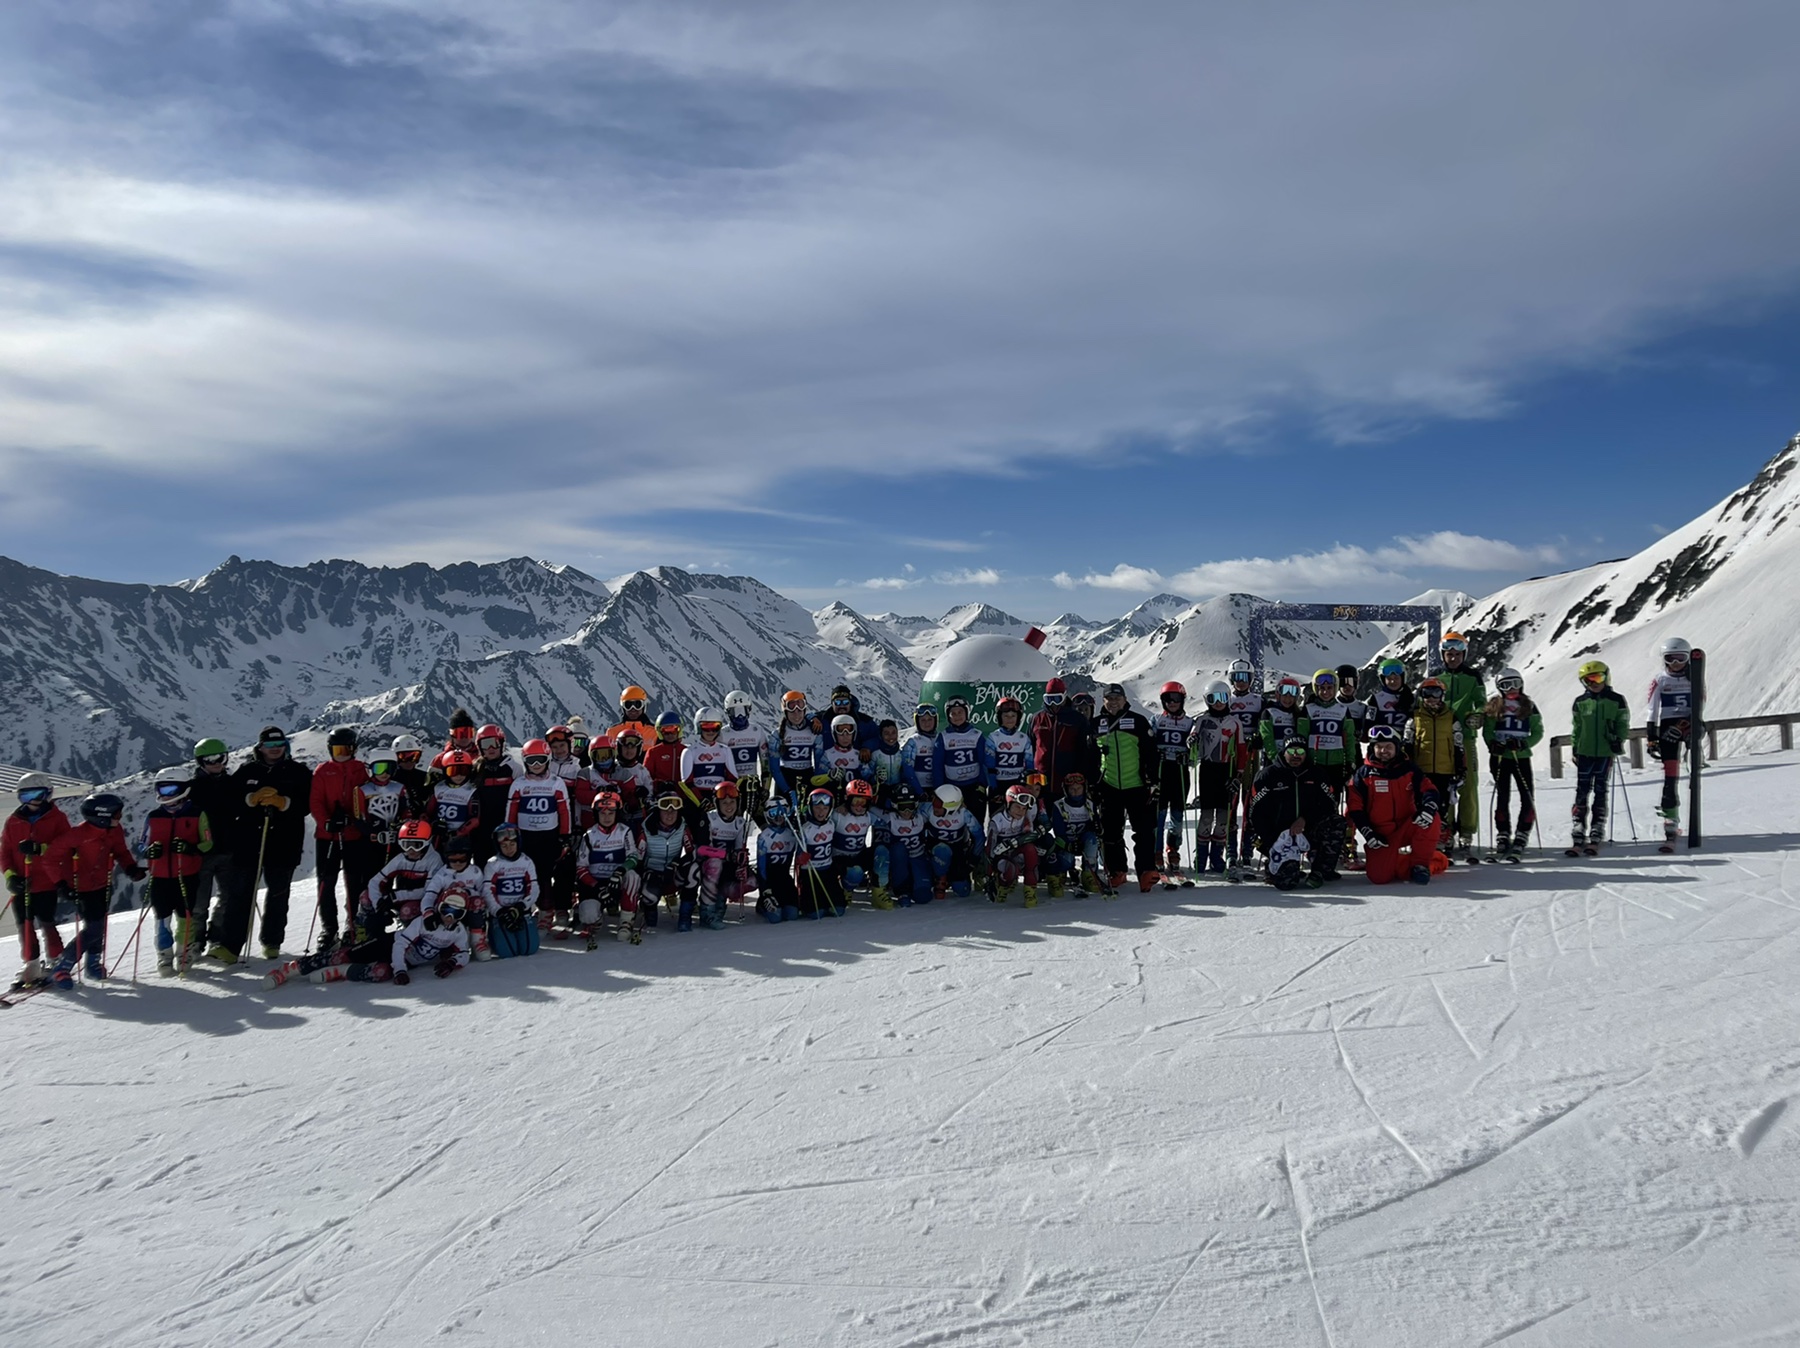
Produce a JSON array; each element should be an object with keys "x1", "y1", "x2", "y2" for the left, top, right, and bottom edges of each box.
[
  {"x1": 1095, "y1": 708, "x2": 1155, "y2": 790},
  {"x1": 1568, "y1": 687, "x2": 1630, "y2": 758}
]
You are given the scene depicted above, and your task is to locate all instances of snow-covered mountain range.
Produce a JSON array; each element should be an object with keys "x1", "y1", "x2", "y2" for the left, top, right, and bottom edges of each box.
[
  {"x1": 1375, "y1": 433, "x2": 1800, "y2": 743},
  {"x1": 2, "y1": 433, "x2": 1791, "y2": 781}
]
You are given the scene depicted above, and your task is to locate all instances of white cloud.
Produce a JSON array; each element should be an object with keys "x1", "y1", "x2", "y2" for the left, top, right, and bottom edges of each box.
[
  {"x1": 1054, "y1": 563, "x2": 1166, "y2": 592},
  {"x1": 1167, "y1": 533, "x2": 1563, "y2": 599},
  {"x1": 861, "y1": 576, "x2": 918, "y2": 591},
  {"x1": 934, "y1": 567, "x2": 1002, "y2": 586}
]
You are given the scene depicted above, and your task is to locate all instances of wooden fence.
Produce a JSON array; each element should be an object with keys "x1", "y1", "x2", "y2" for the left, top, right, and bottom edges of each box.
[{"x1": 1548, "y1": 712, "x2": 1800, "y2": 778}]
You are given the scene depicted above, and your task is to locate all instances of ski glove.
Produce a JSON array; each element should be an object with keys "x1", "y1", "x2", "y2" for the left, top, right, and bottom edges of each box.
[
  {"x1": 145, "y1": 841, "x2": 165, "y2": 860},
  {"x1": 1609, "y1": 740, "x2": 1625, "y2": 757},
  {"x1": 1358, "y1": 826, "x2": 1386, "y2": 850},
  {"x1": 1644, "y1": 728, "x2": 1663, "y2": 760},
  {"x1": 393, "y1": 969, "x2": 411, "y2": 986},
  {"x1": 328, "y1": 811, "x2": 348, "y2": 834},
  {"x1": 496, "y1": 904, "x2": 525, "y2": 932},
  {"x1": 6, "y1": 873, "x2": 27, "y2": 895},
  {"x1": 1412, "y1": 811, "x2": 1434, "y2": 829},
  {"x1": 434, "y1": 955, "x2": 458, "y2": 978},
  {"x1": 18, "y1": 841, "x2": 44, "y2": 858},
  {"x1": 172, "y1": 839, "x2": 193, "y2": 855}
]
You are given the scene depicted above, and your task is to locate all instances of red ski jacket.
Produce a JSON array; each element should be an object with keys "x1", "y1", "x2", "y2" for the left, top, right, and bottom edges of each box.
[
  {"x1": 41, "y1": 821, "x2": 141, "y2": 892},
  {"x1": 140, "y1": 805, "x2": 214, "y2": 881},
  {"x1": 2, "y1": 806, "x2": 73, "y2": 895},
  {"x1": 311, "y1": 758, "x2": 370, "y2": 840},
  {"x1": 1345, "y1": 759, "x2": 1440, "y2": 837}
]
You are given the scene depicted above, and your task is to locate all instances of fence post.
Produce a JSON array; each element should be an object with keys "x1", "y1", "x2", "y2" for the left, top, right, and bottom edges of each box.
[
  {"x1": 1550, "y1": 741, "x2": 1564, "y2": 779},
  {"x1": 1782, "y1": 718, "x2": 1794, "y2": 752},
  {"x1": 1706, "y1": 726, "x2": 1718, "y2": 761},
  {"x1": 1630, "y1": 735, "x2": 1643, "y2": 770}
]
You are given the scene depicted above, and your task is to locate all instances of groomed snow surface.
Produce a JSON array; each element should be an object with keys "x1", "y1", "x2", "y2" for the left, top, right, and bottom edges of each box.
[{"x1": 4, "y1": 757, "x2": 1798, "y2": 1348}]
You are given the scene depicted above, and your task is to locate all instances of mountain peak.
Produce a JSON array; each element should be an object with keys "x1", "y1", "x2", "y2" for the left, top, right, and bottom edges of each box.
[{"x1": 938, "y1": 602, "x2": 1022, "y2": 631}]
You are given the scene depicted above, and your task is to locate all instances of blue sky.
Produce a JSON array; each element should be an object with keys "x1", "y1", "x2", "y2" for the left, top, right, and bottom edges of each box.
[{"x1": 1, "y1": 1, "x2": 1797, "y2": 624}]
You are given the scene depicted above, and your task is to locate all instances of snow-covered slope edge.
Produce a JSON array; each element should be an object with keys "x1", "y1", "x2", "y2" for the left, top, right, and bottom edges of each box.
[{"x1": 1377, "y1": 432, "x2": 1800, "y2": 741}]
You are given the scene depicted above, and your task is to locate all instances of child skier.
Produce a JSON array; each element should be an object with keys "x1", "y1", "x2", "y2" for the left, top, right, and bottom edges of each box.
[
  {"x1": 986, "y1": 697, "x2": 1034, "y2": 811},
  {"x1": 1483, "y1": 667, "x2": 1544, "y2": 861},
  {"x1": 1439, "y1": 632, "x2": 1487, "y2": 863},
  {"x1": 1045, "y1": 772, "x2": 1105, "y2": 896},
  {"x1": 794, "y1": 787, "x2": 843, "y2": 917},
  {"x1": 769, "y1": 692, "x2": 822, "y2": 800},
  {"x1": 507, "y1": 739, "x2": 573, "y2": 925},
  {"x1": 431, "y1": 750, "x2": 481, "y2": 854},
  {"x1": 697, "y1": 780, "x2": 751, "y2": 928},
  {"x1": 641, "y1": 791, "x2": 697, "y2": 932},
  {"x1": 987, "y1": 784, "x2": 1043, "y2": 905},
  {"x1": 1188, "y1": 683, "x2": 1240, "y2": 875},
  {"x1": 140, "y1": 768, "x2": 215, "y2": 974},
  {"x1": 311, "y1": 890, "x2": 471, "y2": 986},
  {"x1": 1646, "y1": 637, "x2": 1699, "y2": 849},
  {"x1": 3, "y1": 773, "x2": 73, "y2": 988},
  {"x1": 879, "y1": 786, "x2": 934, "y2": 906},
  {"x1": 1150, "y1": 682, "x2": 1195, "y2": 878},
  {"x1": 41, "y1": 793, "x2": 145, "y2": 985},
  {"x1": 423, "y1": 836, "x2": 491, "y2": 958},
  {"x1": 902, "y1": 704, "x2": 941, "y2": 796},
  {"x1": 721, "y1": 691, "x2": 769, "y2": 821},
  {"x1": 831, "y1": 779, "x2": 877, "y2": 908},
  {"x1": 755, "y1": 797, "x2": 803, "y2": 922},
  {"x1": 1268, "y1": 821, "x2": 1311, "y2": 891},
  {"x1": 1366, "y1": 660, "x2": 1414, "y2": 740},
  {"x1": 1568, "y1": 660, "x2": 1630, "y2": 854},
  {"x1": 936, "y1": 698, "x2": 992, "y2": 825},
  {"x1": 926, "y1": 783, "x2": 986, "y2": 900},
  {"x1": 483, "y1": 824, "x2": 541, "y2": 957},
  {"x1": 574, "y1": 791, "x2": 645, "y2": 945},
  {"x1": 1407, "y1": 677, "x2": 1465, "y2": 844}
]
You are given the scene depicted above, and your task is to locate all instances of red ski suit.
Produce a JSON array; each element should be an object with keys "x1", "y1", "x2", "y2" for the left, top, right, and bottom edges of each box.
[{"x1": 1345, "y1": 758, "x2": 1442, "y2": 885}]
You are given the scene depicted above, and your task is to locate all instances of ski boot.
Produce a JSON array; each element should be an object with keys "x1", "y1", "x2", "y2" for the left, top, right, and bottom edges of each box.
[
  {"x1": 84, "y1": 952, "x2": 106, "y2": 981},
  {"x1": 1506, "y1": 832, "x2": 1528, "y2": 863},
  {"x1": 1138, "y1": 871, "x2": 1160, "y2": 893},
  {"x1": 260, "y1": 943, "x2": 281, "y2": 961},
  {"x1": 1458, "y1": 835, "x2": 1481, "y2": 866},
  {"x1": 264, "y1": 959, "x2": 302, "y2": 989},
  {"x1": 208, "y1": 942, "x2": 238, "y2": 965},
  {"x1": 1046, "y1": 874, "x2": 1064, "y2": 899},
  {"x1": 50, "y1": 950, "x2": 78, "y2": 989},
  {"x1": 1409, "y1": 864, "x2": 1431, "y2": 885},
  {"x1": 1583, "y1": 830, "x2": 1603, "y2": 857},
  {"x1": 1659, "y1": 806, "x2": 1679, "y2": 854},
  {"x1": 471, "y1": 928, "x2": 496, "y2": 961},
  {"x1": 1107, "y1": 871, "x2": 1128, "y2": 891},
  {"x1": 869, "y1": 884, "x2": 894, "y2": 911},
  {"x1": 1565, "y1": 826, "x2": 1586, "y2": 858},
  {"x1": 1207, "y1": 842, "x2": 1227, "y2": 875},
  {"x1": 308, "y1": 965, "x2": 348, "y2": 985},
  {"x1": 13, "y1": 958, "x2": 48, "y2": 991}
]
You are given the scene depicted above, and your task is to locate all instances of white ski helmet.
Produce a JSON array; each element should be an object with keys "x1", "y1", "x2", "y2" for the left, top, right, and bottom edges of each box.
[
  {"x1": 1204, "y1": 680, "x2": 1231, "y2": 706},
  {"x1": 1662, "y1": 636, "x2": 1692, "y2": 658},
  {"x1": 694, "y1": 706, "x2": 725, "y2": 732},
  {"x1": 153, "y1": 766, "x2": 191, "y2": 804},
  {"x1": 15, "y1": 771, "x2": 52, "y2": 799},
  {"x1": 831, "y1": 714, "x2": 857, "y2": 737},
  {"x1": 390, "y1": 733, "x2": 422, "y2": 754},
  {"x1": 1227, "y1": 658, "x2": 1253, "y2": 681},
  {"x1": 934, "y1": 784, "x2": 963, "y2": 814},
  {"x1": 723, "y1": 690, "x2": 754, "y2": 716}
]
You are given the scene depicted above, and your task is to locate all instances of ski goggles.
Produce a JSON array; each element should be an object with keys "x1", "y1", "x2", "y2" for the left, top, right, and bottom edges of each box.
[
  {"x1": 832, "y1": 697, "x2": 853, "y2": 710},
  {"x1": 1042, "y1": 692, "x2": 1064, "y2": 707},
  {"x1": 1366, "y1": 725, "x2": 1399, "y2": 742},
  {"x1": 1496, "y1": 677, "x2": 1524, "y2": 693},
  {"x1": 621, "y1": 698, "x2": 646, "y2": 713},
  {"x1": 1277, "y1": 682, "x2": 1302, "y2": 698},
  {"x1": 259, "y1": 736, "x2": 289, "y2": 751},
  {"x1": 197, "y1": 753, "x2": 227, "y2": 767},
  {"x1": 1440, "y1": 639, "x2": 1468, "y2": 654},
  {"x1": 16, "y1": 787, "x2": 51, "y2": 805},
  {"x1": 523, "y1": 754, "x2": 549, "y2": 771},
  {"x1": 656, "y1": 793, "x2": 684, "y2": 812},
  {"x1": 154, "y1": 781, "x2": 187, "y2": 799},
  {"x1": 1663, "y1": 654, "x2": 1689, "y2": 667}
]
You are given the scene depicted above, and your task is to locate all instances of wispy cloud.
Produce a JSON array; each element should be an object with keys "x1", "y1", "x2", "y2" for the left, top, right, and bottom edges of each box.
[
  {"x1": 935, "y1": 567, "x2": 1001, "y2": 586},
  {"x1": 1054, "y1": 564, "x2": 1165, "y2": 592},
  {"x1": 1166, "y1": 534, "x2": 1563, "y2": 599}
]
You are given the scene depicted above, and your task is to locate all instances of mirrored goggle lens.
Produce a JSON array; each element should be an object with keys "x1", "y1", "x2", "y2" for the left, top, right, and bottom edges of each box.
[
  {"x1": 1366, "y1": 725, "x2": 1398, "y2": 741},
  {"x1": 1664, "y1": 654, "x2": 1688, "y2": 665},
  {"x1": 1441, "y1": 640, "x2": 1468, "y2": 652},
  {"x1": 18, "y1": 787, "x2": 51, "y2": 804},
  {"x1": 401, "y1": 840, "x2": 429, "y2": 852},
  {"x1": 524, "y1": 755, "x2": 549, "y2": 769},
  {"x1": 260, "y1": 739, "x2": 287, "y2": 750},
  {"x1": 398, "y1": 751, "x2": 422, "y2": 763},
  {"x1": 622, "y1": 700, "x2": 645, "y2": 712},
  {"x1": 154, "y1": 783, "x2": 185, "y2": 798},
  {"x1": 1498, "y1": 679, "x2": 1523, "y2": 692},
  {"x1": 1042, "y1": 694, "x2": 1064, "y2": 706},
  {"x1": 198, "y1": 754, "x2": 227, "y2": 766}
]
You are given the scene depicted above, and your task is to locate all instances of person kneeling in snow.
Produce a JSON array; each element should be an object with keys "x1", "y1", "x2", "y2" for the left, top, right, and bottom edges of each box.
[
  {"x1": 1267, "y1": 822, "x2": 1311, "y2": 891},
  {"x1": 483, "y1": 824, "x2": 541, "y2": 958},
  {"x1": 311, "y1": 890, "x2": 471, "y2": 985},
  {"x1": 1345, "y1": 726, "x2": 1442, "y2": 886}
]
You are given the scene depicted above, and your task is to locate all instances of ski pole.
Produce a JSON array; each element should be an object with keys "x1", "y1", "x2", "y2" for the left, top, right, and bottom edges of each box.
[
  {"x1": 111, "y1": 882, "x2": 151, "y2": 979},
  {"x1": 241, "y1": 813, "x2": 271, "y2": 961},
  {"x1": 1615, "y1": 754, "x2": 1638, "y2": 841}
]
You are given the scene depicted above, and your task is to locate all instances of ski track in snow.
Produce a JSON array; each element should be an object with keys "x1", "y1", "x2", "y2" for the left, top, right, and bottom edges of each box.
[{"x1": 1, "y1": 756, "x2": 1798, "y2": 1345}]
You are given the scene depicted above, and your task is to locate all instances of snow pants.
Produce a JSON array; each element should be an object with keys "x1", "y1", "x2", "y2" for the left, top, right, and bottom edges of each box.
[
  {"x1": 993, "y1": 843, "x2": 1039, "y2": 889},
  {"x1": 1656, "y1": 725, "x2": 1688, "y2": 814},
  {"x1": 1571, "y1": 756, "x2": 1611, "y2": 840},
  {"x1": 757, "y1": 864, "x2": 800, "y2": 921},
  {"x1": 488, "y1": 905, "x2": 541, "y2": 958},
  {"x1": 518, "y1": 831, "x2": 568, "y2": 917},
  {"x1": 9, "y1": 889, "x2": 63, "y2": 964},
  {"x1": 1154, "y1": 761, "x2": 1189, "y2": 859},
  {"x1": 1453, "y1": 725, "x2": 1481, "y2": 841},
  {"x1": 313, "y1": 836, "x2": 359, "y2": 942},
  {"x1": 1491, "y1": 759, "x2": 1536, "y2": 838},
  {"x1": 794, "y1": 865, "x2": 845, "y2": 917},
  {"x1": 1100, "y1": 784, "x2": 1157, "y2": 878},
  {"x1": 881, "y1": 844, "x2": 933, "y2": 904},
  {"x1": 1365, "y1": 818, "x2": 1441, "y2": 885}
]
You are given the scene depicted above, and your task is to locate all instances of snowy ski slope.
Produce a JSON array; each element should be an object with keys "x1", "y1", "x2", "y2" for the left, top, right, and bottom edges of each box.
[{"x1": 3, "y1": 756, "x2": 1797, "y2": 1347}]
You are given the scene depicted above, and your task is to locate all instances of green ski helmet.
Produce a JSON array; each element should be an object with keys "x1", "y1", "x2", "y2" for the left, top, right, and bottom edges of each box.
[{"x1": 193, "y1": 737, "x2": 229, "y2": 761}]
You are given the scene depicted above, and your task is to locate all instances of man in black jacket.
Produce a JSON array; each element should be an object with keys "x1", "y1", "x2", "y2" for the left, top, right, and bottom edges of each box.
[
  {"x1": 217, "y1": 726, "x2": 314, "y2": 958},
  {"x1": 189, "y1": 736, "x2": 242, "y2": 955},
  {"x1": 1249, "y1": 738, "x2": 1346, "y2": 887}
]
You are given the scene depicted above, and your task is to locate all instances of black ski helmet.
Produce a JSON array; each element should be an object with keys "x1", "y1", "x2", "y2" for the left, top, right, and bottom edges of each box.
[
  {"x1": 327, "y1": 726, "x2": 359, "y2": 751},
  {"x1": 80, "y1": 793, "x2": 125, "y2": 828}
]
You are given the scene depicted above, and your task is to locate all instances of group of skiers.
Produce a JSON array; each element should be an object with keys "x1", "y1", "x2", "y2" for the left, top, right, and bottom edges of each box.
[{"x1": 3, "y1": 637, "x2": 1702, "y2": 993}]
